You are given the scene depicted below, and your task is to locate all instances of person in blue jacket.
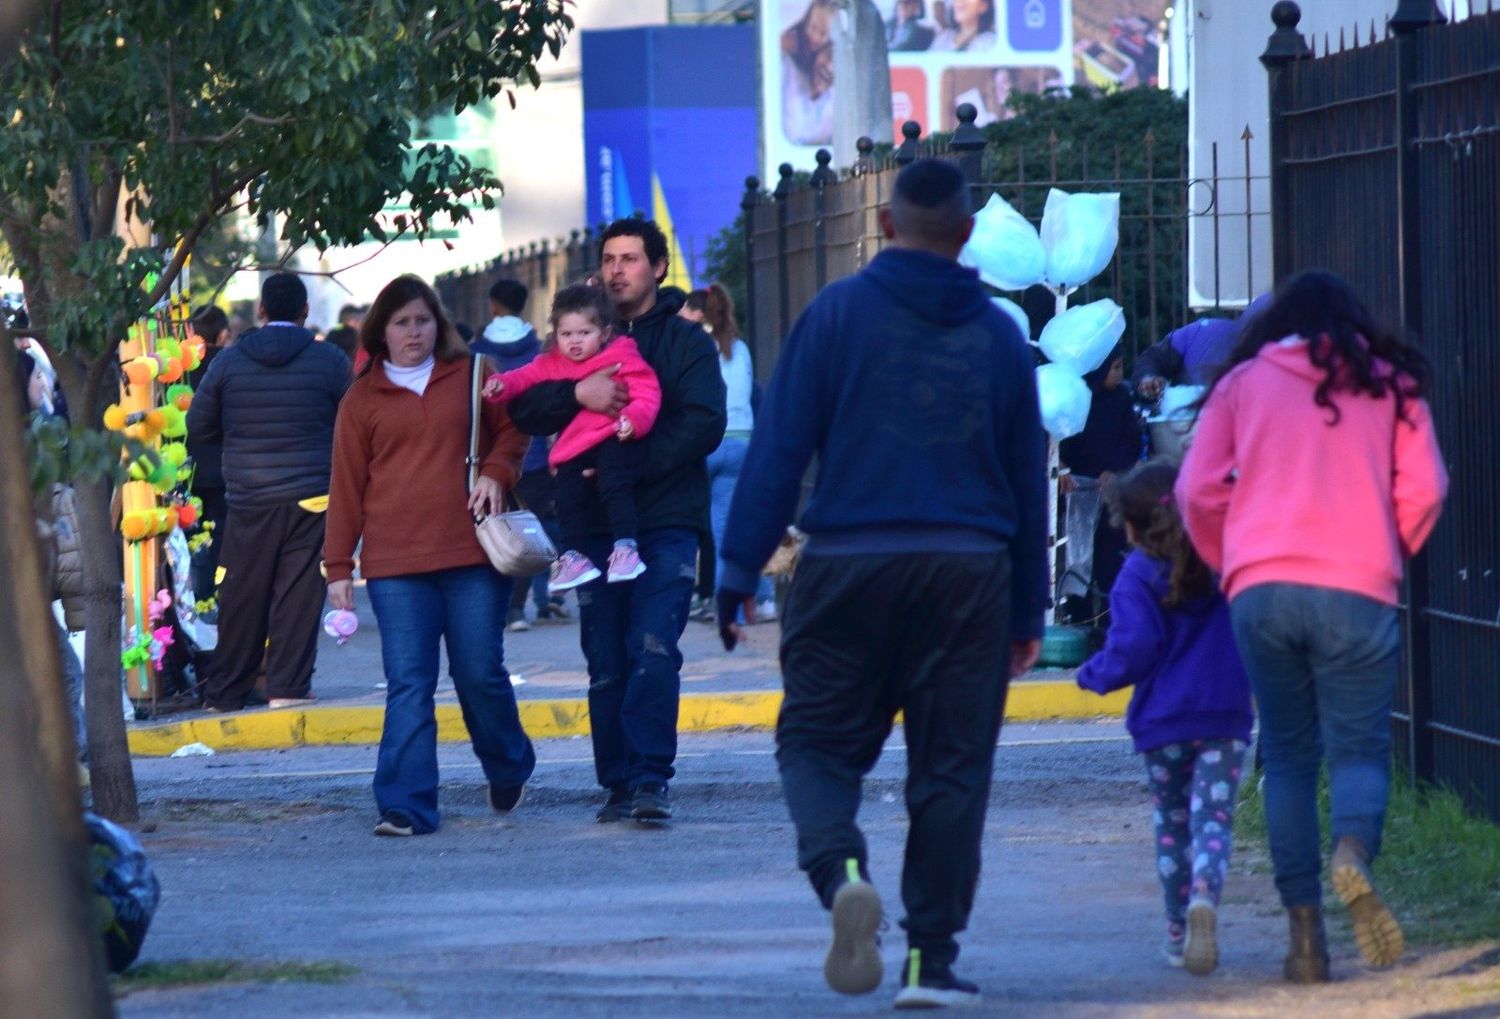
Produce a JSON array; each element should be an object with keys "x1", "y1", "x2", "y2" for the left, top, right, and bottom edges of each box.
[
  {"x1": 716, "y1": 159, "x2": 1048, "y2": 1009},
  {"x1": 1077, "y1": 459, "x2": 1253, "y2": 977}
]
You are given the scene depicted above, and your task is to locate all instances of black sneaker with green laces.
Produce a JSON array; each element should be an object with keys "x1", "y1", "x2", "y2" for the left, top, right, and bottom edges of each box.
[
  {"x1": 894, "y1": 949, "x2": 981, "y2": 1009},
  {"x1": 824, "y1": 859, "x2": 883, "y2": 996}
]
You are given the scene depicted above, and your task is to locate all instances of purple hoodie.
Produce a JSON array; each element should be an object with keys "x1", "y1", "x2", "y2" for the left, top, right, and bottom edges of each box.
[{"x1": 1077, "y1": 548, "x2": 1253, "y2": 752}]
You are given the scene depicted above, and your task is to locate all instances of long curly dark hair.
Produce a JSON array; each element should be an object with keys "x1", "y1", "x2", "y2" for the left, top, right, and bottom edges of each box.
[
  {"x1": 1203, "y1": 270, "x2": 1429, "y2": 425},
  {"x1": 1105, "y1": 460, "x2": 1213, "y2": 609}
]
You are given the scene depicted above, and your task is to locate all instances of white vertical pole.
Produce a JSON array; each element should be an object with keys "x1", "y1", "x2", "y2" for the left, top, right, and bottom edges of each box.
[{"x1": 1044, "y1": 289, "x2": 1070, "y2": 629}]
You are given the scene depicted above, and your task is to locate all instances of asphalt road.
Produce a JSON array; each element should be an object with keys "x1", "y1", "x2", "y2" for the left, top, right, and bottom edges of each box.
[{"x1": 117, "y1": 724, "x2": 1500, "y2": 1018}]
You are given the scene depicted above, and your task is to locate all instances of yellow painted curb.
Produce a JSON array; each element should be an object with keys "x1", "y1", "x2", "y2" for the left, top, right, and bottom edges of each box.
[{"x1": 128, "y1": 682, "x2": 1127, "y2": 757}]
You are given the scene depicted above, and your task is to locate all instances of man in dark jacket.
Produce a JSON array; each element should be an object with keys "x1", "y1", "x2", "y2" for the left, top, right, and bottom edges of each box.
[
  {"x1": 716, "y1": 160, "x2": 1047, "y2": 1007},
  {"x1": 508, "y1": 218, "x2": 727, "y2": 822},
  {"x1": 187, "y1": 273, "x2": 351, "y2": 712}
]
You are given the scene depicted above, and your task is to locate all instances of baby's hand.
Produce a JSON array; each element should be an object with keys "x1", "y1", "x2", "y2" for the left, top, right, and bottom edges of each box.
[
  {"x1": 482, "y1": 375, "x2": 505, "y2": 400},
  {"x1": 617, "y1": 416, "x2": 635, "y2": 440}
]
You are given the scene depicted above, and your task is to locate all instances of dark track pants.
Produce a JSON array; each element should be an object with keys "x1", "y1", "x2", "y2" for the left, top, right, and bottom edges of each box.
[
  {"x1": 776, "y1": 550, "x2": 1013, "y2": 967},
  {"x1": 203, "y1": 502, "x2": 325, "y2": 709}
]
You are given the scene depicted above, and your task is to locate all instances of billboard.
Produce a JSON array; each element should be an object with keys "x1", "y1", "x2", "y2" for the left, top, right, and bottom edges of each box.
[
  {"x1": 761, "y1": 0, "x2": 1170, "y2": 181},
  {"x1": 582, "y1": 25, "x2": 759, "y2": 287}
]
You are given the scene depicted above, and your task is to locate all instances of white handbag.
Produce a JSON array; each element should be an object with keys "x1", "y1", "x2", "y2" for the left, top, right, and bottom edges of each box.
[{"x1": 467, "y1": 357, "x2": 557, "y2": 577}]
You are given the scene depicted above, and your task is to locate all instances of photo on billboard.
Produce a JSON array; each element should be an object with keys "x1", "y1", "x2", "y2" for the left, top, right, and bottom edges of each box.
[{"x1": 761, "y1": 0, "x2": 1075, "y2": 181}]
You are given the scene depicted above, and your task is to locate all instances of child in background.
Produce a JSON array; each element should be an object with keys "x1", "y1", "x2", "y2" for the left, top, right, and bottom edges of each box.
[
  {"x1": 1076, "y1": 459, "x2": 1253, "y2": 977},
  {"x1": 483, "y1": 284, "x2": 661, "y2": 591}
]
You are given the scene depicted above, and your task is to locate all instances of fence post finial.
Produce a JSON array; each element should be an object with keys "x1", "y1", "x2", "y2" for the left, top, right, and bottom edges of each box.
[
  {"x1": 1260, "y1": 2, "x2": 1311, "y2": 68},
  {"x1": 895, "y1": 121, "x2": 922, "y2": 166},
  {"x1": 1389, "y1": 0, "x2": 1447, "y2": 35},
  {"x1": 811, "y1": 149, "x2": 837, "y2": 188},
  {"x1": 854, "y1": 136, "x2": 875, "y2": 176},
  {"x1": 951, "y1": 103, "x2": 985, "y2": 152},
  {"x1": 774, "y1": 163, "x2": 794, "y2": 199},
  {"x1": 741, "y1": 175, "x2": 761, "y2": 213}
]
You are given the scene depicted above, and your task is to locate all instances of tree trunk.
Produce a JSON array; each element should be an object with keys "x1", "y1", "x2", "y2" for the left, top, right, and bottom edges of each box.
[
  {"x1": 73, "y1": 470, "x2": 140, "y2": 821},
  {"x1": 50, "y1": 340, "x2": 139, "y2": 824},
  {"x1": 0, "y1": 338, "x2": 114, "y2": 1016}
]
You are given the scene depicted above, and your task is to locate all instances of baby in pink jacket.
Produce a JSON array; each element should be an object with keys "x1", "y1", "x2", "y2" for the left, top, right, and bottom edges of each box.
[{"x1": 484, "y1": 284, "x2": 662, "y2": 590}]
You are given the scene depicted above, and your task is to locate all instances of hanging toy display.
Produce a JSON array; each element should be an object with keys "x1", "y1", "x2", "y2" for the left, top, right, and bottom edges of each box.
[{"x1": 115, "y1": 255, "x2": 218, "y2": 706}]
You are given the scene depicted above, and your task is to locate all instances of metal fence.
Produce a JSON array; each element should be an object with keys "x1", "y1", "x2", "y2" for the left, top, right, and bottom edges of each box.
[
  {"x1": 740, "y1": 113, "x2": 1271, "y2": 384},
  {"x1": 435, "y1": 232, "x2": 604, "y2": 340},
  {"x1": 1265, "y1": 0, "x2": 1500, "y2": 822}
]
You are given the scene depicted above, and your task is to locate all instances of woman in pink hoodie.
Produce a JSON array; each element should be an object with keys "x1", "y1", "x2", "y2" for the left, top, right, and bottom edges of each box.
[{"x1": 1176, "y1": 271, "x2": 1447, "y2": 984}]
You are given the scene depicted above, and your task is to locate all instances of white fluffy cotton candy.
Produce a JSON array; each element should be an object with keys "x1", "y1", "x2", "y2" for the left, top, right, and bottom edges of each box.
[
  {"x1": 1040, "y1": 188, "x2": 1121, "y2": 289},
  {"x1": 1036, "y1": 363, "x2": 1093, "y2": 440},
  {"x1": 959, "y1": 193, "x2": 1046, "y2": 293},
  {"x1": 1037, "y1": 299, "x2": 1126, "y2": 376}
]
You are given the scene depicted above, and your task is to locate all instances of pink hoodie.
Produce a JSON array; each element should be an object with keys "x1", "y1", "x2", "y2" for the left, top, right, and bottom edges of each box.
[{"x1": 1176, "y1": 337, "x2": 1448, "y2": 605}]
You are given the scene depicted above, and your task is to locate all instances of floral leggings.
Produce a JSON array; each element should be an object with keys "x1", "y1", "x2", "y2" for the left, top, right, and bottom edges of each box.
[{"x1": 1144, "y1": 738, "x2": 1247, "y2": 926}]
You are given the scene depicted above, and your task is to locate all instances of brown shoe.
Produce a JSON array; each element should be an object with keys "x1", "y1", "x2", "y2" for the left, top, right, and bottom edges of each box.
[
  {"x1": 1331, "y1": 836, "x2": 1404, "y2": 967},
  {"x1": 1283, "y1": 904, "x2": 1330, "y2": 983}
]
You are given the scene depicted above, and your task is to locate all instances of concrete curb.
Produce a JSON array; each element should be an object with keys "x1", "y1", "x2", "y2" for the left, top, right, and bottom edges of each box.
[{"x1": 127, "y1": 681, "x2": 1129, "y2": 757}]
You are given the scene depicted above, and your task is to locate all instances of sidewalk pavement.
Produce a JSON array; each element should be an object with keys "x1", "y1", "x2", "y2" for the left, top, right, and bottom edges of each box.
[{"x1": 129, "y1": 582, "x2": 1126, "y2": 756}]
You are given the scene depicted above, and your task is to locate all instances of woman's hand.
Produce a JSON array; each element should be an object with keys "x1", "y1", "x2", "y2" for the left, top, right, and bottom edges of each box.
[
  {"x1": 617, "y1": 416, "x2": 635, "y2": 440},
  {"x1": 327, "y1": 579, "x2": 355, "y2": 612},
  {"x1": 482, "y1": 375, "x2": 505, "y2": 400},
  {"x1": 468, "y1": 475, "x2": 504, "y2": 518}
]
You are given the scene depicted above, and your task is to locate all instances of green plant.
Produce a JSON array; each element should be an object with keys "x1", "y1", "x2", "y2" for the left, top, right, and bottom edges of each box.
[{"x1": 113, "y1": 959, "x2": 356, "y2": 994}]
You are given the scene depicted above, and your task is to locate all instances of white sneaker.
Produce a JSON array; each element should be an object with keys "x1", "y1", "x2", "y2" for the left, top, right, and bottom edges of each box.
[{"x1": 754, "y1": 599, "x2": 778, "y2": 623}]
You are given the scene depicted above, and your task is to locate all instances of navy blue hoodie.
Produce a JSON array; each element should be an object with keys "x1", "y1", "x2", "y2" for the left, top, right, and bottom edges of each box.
[
  {"x1": 1077, "y1": 549, "x2": 1253, "y2": 752},
  {"x1": 719, "y1": 247, "x2": 1049, "y2": 639}
]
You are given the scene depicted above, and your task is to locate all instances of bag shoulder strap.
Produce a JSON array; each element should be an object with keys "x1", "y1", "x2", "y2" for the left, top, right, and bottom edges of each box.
[
  {"x1": 467, "y1": 355, "x2": 484, "y2": 495},
  {"x1": 467, "y1": 354, "x2": 518, "y2": 513}
]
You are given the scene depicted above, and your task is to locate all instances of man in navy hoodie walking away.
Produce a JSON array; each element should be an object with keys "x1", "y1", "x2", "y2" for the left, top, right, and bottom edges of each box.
[
  {"x1": 189, "y1": 272, "x2": 351, "y2": 712},
  {"x1": 717, "y1": 160, "x2": 1048, "y2": 1008}
]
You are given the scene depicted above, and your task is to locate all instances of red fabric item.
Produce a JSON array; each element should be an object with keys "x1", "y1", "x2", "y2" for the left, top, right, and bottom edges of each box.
[
  {"x1": 324, "y1": 356, "x2": 527, "y2": 583},
  {"x1": 487, "y1": 336, "x2": 661, "y2": 467},
  {"x1": 1176, "y1": 337, "x2": 1448, "y2": 606}
]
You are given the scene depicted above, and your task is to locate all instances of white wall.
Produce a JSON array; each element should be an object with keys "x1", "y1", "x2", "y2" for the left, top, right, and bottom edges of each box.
[{"x1": 1185, "y1": 0, "x2": 1473, "y2": 310}]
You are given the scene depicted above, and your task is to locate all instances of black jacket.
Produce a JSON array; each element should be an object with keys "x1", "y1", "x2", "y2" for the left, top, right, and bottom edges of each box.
[
  {"x1": 186, "y1": 325, "x2": 351, "y2": 508},
  {"x1": 1059, "y1": 385, "x2": 1142, "y2": 479},
  {"x1": 508, "y1": 289, "x2": 727, "y2": 536}
]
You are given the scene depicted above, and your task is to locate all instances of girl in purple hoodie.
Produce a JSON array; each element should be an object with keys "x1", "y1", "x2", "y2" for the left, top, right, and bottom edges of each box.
[{"x1": 1077, "y1": 459, "x2": 1253, "y2": 977}]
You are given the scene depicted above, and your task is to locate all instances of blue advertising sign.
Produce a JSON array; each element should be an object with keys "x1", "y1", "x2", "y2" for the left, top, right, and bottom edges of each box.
[{"x1": 582, "y1": 25, "x2": 758, "y2": 287}]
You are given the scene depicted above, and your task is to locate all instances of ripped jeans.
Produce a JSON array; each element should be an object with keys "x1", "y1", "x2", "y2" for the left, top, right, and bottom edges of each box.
[{"x1": 576, "y1": 528, "x2": 697, "y2": 791}]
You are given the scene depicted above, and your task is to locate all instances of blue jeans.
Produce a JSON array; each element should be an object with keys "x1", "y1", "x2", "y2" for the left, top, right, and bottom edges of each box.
[
  {"x1": 707, "y1": 437, "x2": 773, "y2": 603},
  {"x1": 366, "y1": 565, "x2": 536, "y2": 833},
  {"x1": 1230, "y1": 583, "x2": 1400, "y2": 907},
  {"x1": 576, "y1": 528, "x2": 697, "y2": 791}
]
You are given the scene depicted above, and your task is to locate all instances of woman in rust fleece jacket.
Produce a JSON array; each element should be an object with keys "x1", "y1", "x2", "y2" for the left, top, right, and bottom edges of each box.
[{"x1": 325, "y1": 275, "x2": 536, "y2": 838}]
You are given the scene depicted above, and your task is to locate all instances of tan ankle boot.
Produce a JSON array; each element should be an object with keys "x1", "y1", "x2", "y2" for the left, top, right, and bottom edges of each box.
[
  {"x1": 1331, "y1": 835, "x2": 1405, "y2": 967},
  {"x1": 1284, "y1": 904, "x2": 1330, "y2": 983}
]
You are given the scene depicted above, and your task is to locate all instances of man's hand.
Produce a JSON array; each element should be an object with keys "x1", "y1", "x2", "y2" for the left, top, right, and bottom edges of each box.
[
  {"x1": 1010, "y1": 638, "x2": 1042, "y2": 678},
  {"x1": 716, "y1": 587, "x2": 751, "y2": 651},
  {"x1": 1137, "y1": 375, "x2": 1167, "y2": 401},
  {"x1": 468, "y1": 476, "x2": 504, "y2": 518},
  {"x1": 575, "y1": 365, "x2": 627, "y2": 416},
  {"x1": 617, "y1": 415, "x2": 635, "y2": 440},
  {"x1": 327, "y1": 579, "x2": 355, "y2": 612}
]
